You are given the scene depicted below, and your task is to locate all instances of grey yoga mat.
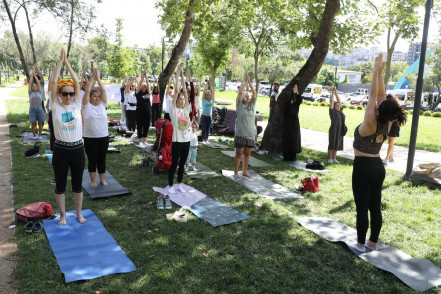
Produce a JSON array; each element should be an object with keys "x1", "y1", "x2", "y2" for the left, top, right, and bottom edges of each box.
[
  {"x1": 221, "y1": 150, "x2": 272, "y2": 167},
  {"x1": 82, "y1": 170, "x2": 130, "y2": 199},
  {"x1": 272, "y1": 155, "x2": 330, "y2": 173},
  {"x1": 133, "y1": 142, "x2": 153, "y2": 152},
  {"x1": 295, "y1": 217, "x2": 441, "y2": 292},
  {"x1": 22, "y1": 132, "x2": 48, "y2": 143},
  {"x1": 185, "y1": 163, "x2": 220, "y2": 179},
  {"x1": 205, "y1": 142, "x2": 230, "y2": 149},
  {"x1": 107, "y1": 144, "x2": 120, "y2": 153},
  {"x1": 222, "y1": 170, "x2": 303, "y2": 200}
]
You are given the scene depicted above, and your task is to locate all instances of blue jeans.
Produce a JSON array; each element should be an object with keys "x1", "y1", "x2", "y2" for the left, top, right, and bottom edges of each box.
[
  {"x1": 200, "y1": 115, "x2": 211, "y2": 140},
  {"x1": 186, "y1": 147, "x2": 197, "y2": 165},
  {"x1": 29, "y1": 107, "x2": 45, "y2": 123}
]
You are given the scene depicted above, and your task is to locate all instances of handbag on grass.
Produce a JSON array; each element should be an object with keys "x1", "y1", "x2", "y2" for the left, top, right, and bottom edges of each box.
[{"x1": 302, "y1": 176, "x2": 320, "y2": 192}]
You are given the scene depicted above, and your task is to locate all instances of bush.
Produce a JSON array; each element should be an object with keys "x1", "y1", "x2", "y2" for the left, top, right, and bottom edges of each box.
[
  {"x1": 349, "y1": 105, "x2": 356, "y2": 109},
  {"x1": 432, "y1": 112, "x2": 441, "y2": 117},
  {"x1": 304, "y1": 101, "x2": 312, "y2": 105},
  {"x1": 420, "y1": 110, "x2": 425, "y2": 115},
  {"x1": 357, "y1": 105, "x2": 363, "y2": 110},
  {"x1": 320, "y1": 102, "x2": 326, "y2": 107},
  {"x1": 407, "y1": 109, "x2": 413, "y2": 115},
  {"x1": 423, "y1": 111, "x2": 432, "y2": 117},
  {"x1": 325, "y1": 103, "x2": 330, "y2": 107},
  {"x1": 342, "y1": 104, "x2": 348, "y2": 109},
  {"x1": 312, "y1": 102, "x2": 320, "y2": 106}
]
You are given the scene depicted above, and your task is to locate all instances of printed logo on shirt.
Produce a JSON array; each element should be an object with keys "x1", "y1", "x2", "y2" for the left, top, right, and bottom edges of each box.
[
  {"x1": 177, "y1": 110, "x2": 189, "y2": 131},
  {"x1": 61, "y1": 110, "x2": 76, "y2": 131}
]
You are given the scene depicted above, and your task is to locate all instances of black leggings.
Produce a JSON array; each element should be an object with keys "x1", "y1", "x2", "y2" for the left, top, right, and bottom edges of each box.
[
  {"x1": 136, "y1": 108, "x2": 151, "y2": 138},
  {"x1": 151, "y1": 103, "x2": 161, "y2": 127},
  {"x1": 48, "y1": 110, "x2": 55, "y2": 151},
  {"x1": 52, "y1": 140, "x2": 85, "y2": 194},
  {"x1": 84, "y1": 137, "x2": 109, "y2": 174},
  {"x1": 126, "y1": 110, "x2": 136, "y2": 132},
  {"x1": 168, "y1": 141, "x2": 190, "y2": 186},
  {"x1": 352, "y1": 156, "x2": 385, "y2": 244}
]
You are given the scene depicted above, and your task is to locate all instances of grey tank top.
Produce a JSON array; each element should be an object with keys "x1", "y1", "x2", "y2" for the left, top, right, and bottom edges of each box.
[
  {"x1": 29, "y1": 91, "x2": 42, "y2": 108},
  {"x1": 353, "y1": 121, "x2": 388, "y2": 154}
]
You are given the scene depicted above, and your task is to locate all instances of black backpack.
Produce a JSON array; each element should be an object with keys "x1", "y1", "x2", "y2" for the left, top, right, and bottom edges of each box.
[{"x1": 24, "y1": 143, "x2": 40, "y2": 158}]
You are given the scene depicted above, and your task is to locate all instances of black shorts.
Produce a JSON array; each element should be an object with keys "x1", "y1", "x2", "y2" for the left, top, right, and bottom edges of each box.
[
  {"x1": 388, "y1": 122, "x2": 400, "y2": 137},
  {"x1": 234, "y1": 136, "x2": 254, "y2": 148}
]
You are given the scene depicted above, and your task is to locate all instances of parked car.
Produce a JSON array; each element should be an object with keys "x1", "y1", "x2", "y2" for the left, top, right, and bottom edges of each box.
[
  {"x1": 259, "y1": 85, "x2": 271, "y2": 96},
  {"x1": 302, "y1": 84, "x2": 323, "y2": 102},
  {"x1": 350, "y1": 95, "x2": 369, "y2": 107}
]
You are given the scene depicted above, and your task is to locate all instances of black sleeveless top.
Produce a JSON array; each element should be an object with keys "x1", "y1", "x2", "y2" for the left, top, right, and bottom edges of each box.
[{"x1": 353, "y1": 121, "x2": 388, "y2": 154}]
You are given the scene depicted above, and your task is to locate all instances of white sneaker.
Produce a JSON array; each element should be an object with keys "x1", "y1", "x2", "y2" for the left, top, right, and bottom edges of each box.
[
  {"x1": 201, "y1": 141, "x2": 207, "y2": 145},
  {"x1": 383, "y1": 159, "x2": 388, "y2": 165},
  {"x1": 348, "y1": 242, "x2": 365, "y2": 253},
  {"x1": 328, "y1": 159, "x2": 333, "y2": 163},
  {"x1": 205, "y1": 141, "x2": 210, "y2": 145},
  {"x1": 184, "y1": 166, "x2": 189, "y2": 172},
  {"x1": 176, "y1": 184, "x2": 186, "y2": 193},
  {"x1": 192, "y1": 165, "x2": 198, "y2": 171},
  {"x1": 167, "y1": 186, "x2": 175, "y2": 194},
  {"x1": 333, "y1": 159, "x2": 340, "y2": 164}
]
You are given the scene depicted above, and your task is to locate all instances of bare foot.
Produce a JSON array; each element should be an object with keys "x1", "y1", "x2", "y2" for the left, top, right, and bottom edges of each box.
[
  {"x1": 90, "y1": 182, "x2": 97, "y2": 187},
  {"x1": 100, "y1": 180, "x2": 109, "y2": 186},
  {"x1": 234, "y1": 173, "x2": 240, "y2": 178},
  {"x1": 58, "y1": 216, "x2": 66, "y2": 226},
  {"x1": 77, "y1": 215, "x2": 87, "y2": 224},
  {"x1": 242, "y1": 171, "x2": 251, "y2": 177}
]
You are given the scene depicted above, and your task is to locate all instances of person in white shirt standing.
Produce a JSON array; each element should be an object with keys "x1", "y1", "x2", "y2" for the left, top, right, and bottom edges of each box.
[
  {"x1": 167, "y1": 65, "x2": 191, "y2": 194},
  {"x1": 82, "y1": 68, "x2": 109, "y2": 187},
  {"x1": 49, "y1": 48, "x2": 86, "y2": 226}
]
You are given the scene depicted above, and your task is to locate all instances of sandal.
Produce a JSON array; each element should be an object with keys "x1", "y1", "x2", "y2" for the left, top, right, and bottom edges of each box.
[
  {"x1": 24, "y1": 221, "x2": 34, "y2": 233},
  {"x1": 32, "y1": 221, "x2": 43, "y2": 233}
]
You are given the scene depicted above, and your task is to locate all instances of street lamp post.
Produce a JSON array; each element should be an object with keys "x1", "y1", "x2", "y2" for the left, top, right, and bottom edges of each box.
[{"x1": 404, "y1": 0, "x2": 433, "y2": 180}]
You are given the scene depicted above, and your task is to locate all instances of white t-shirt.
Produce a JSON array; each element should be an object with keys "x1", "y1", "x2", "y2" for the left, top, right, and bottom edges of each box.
[
  {"x1": 46, "y1": 91, "x2": 52, "y2": 111},
  {"x1": 165, "y1": 93, "x2": 173, "y2": 113},
  {"x1": 125, "y1": 91, "x2": 137, "y2": 111},
  {"x1": 51, "y1": 97, "x2": 83, "y2": 142},
  {"x1": 194, "y1": 95, "x2": 201, "y2": 112},
  {"x1": 82, "y1": 101, "x2": 108, "y2": 138},
  {"x1": 190, "y1": 131, "x2": 198, "y2": 147},
  {"x1": 170, "y1": 104, "x2": 191, "y2": 142}
]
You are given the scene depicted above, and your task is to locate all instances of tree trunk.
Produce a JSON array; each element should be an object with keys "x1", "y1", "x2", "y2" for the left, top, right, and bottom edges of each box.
[
  {"x1": 158, "y1": 0, "x2": 196, "y2": 118},
  {"x1": 66, "y1": 0, "x2": 75, "y2": 59},
  {"x1": 23, "y1": 2, "x2": 37, "y2": 64},
  {"x1": 254, "y1": 48, "x2": 259, "y2": 94},
  {"x1": 210, "y1": 69, "x2": 216, "y2": 101},
  {"x1": 3, "y1": 0, "x2": 30, "y2": 80},
  {"x1": 261, "y1": 0, "x2": 340, "y2": 152},
  {"x1": 384, "y1": 29, "x2": 400, "y2": 88}
]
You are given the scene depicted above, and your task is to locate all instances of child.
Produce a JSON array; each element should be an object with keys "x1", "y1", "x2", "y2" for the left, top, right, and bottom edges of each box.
[{"x1": 185, "y1": 119, "x2": 199, "y2": 172}]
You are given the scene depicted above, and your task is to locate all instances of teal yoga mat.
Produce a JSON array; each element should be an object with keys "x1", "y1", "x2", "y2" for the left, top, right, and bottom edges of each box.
[{"x1": 45, "y1": 150, "x2": 53, "y2": 164}]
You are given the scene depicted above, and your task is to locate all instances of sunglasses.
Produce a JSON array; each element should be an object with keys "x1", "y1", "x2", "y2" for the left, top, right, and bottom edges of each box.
[{"x1": 61, "y1": 92, "x2": 75, "y2": 97}]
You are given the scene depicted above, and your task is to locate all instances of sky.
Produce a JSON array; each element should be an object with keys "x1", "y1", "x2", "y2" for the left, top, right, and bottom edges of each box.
[{"x1": 2, "y1": 0, "x2": 439, "y2": 53}]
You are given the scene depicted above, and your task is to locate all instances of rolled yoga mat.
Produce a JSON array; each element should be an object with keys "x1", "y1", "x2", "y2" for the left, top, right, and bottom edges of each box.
[
  {"x1": 222, "y1": 170, "x2": 303, "y2": 200},
  {"x1": 43, "y1": 209, "x2": 137, "y2": 283},
  {"x1": 221, "y1": 150, "x2": 272, "y2": 167},
  {"x1": 45, "y1": 150, "x2": 53, "y2": 164},
  {"x1": 82, "y1": 170, "x2": 130, "y2": 199},
  {"x1": 295, "y1": 217, "x2": 441, "y2": 292},
  {"x1": 272, "y1": 155, "x2": 330, "y2": 173},
  {"x1": 185, "y1": 162, "x2": 220, "y2": 179}
]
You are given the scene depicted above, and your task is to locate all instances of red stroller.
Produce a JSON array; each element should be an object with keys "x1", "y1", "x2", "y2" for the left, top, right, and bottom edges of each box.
[{"x1": 147, "y1": 119, "x2": 173, "y2": 174}]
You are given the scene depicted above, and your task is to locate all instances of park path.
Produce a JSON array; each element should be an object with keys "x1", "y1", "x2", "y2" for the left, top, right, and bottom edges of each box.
[
  {"x1": 258, "y1": 122, "x2": 441, "y2": 174},
  {"x1": 0, "y1": 81, "x2": 23, "y2": 294}
]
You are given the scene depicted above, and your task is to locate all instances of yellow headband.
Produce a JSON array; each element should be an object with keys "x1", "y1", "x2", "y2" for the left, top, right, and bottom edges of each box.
[{"x1": 58, "y1": 79, "x2": 74, "y2": 90}]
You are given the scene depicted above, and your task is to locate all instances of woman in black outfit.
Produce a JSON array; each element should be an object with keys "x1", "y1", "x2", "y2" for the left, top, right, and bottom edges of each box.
[
  {"x1": 350, "y1": 53, "x2": 407, "y2": 253},
  {"x1": 135, "y1": 70, "x2": 151, "y2": 145},
  {"x1": 328, "y1": 87, "x2": 345, "y2": 163},
  {"x1": 282, "y1": 84, "x2": 302, "y2": 161}
]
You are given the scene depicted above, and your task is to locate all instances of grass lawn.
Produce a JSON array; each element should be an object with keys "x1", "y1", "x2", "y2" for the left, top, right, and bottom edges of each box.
[
  {"x1": 216, "y1": 90, "x2": 441, "y2": 153},
  {"x1": 5, "y1": 98, "x2": 441, "y2": 293}
]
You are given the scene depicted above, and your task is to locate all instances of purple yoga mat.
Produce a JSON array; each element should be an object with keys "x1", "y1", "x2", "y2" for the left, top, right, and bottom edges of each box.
[{"x1": 153, "y1": 184, "x2": 207, "y2": 207}]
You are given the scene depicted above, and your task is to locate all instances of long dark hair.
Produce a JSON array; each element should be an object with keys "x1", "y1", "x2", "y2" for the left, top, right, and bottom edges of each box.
[
  {"x1": 378, "y1": 95, "x2": 407, "y2": 126},
  {"x1": 153, "y1": 86, "x2": 159, "y2": 95}
]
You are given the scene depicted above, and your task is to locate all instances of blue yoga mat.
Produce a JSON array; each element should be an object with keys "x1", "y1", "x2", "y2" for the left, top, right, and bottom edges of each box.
[
  {"x1": 43, "y1": 209, "x2": 136, "y2": 283},
  {"x1": 45, "y1": 150, "x2": 53, "y2": 164},
  {"x1": 189, "y1": 196, "x2": 252, "y2": 227}
]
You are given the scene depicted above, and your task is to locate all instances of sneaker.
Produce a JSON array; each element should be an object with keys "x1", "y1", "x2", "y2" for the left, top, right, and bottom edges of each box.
[
  {"x1": 176, "y1": 184, "x2": 186, "y2": 193},
  {"x1": 24, "y1": 221, "x2": 34, "y2": 233},
  {"x1": 32, "y1": 221, "x2": 43, "y2": 233},
  {"x1": 333, "y1": 159, "x2": 340, "y2": 164},
  {"x1": 389, "y1": 158, "x2": 395, "y2": 163},
  {"x1": 365, "y1": 242, "x2": 379, "y2": 251},
  {"x1": 184, "y1": 166, "x2": 189, "y2": 172},
  {"x1": 50, "y1": 178, "x2": 56, "y2": 185},
  {"x1": 328, "y1": 159, "x2": 333, "y2": 163},
  {"x1": 348, "y1": 242, "x2": 365, "y2": 253},
  {"x1": 192, "y1": 165, "x2": 198, "y2": 171},
  {"x1": 382, "y1": 159, "x2": 388, "y2": 165},
  {"x1": 167, "y1": 186, "x2": 176, "y2": 194},
  {"x1": 164, "y1": 195, "x2": 172, "y2": 209},
  {"x1": 202, "y1": 141, "x2": 207, "y2": 145},
  {"x1": 157, "y1": 195, "x2": 165, "y2": 209},
  {"x1": 206, "y1": 141, "x2": 210, "y2": 145}
]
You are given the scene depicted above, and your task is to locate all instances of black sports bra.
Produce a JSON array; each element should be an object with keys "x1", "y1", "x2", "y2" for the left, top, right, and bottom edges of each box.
[{"x1": 353, "y1": 122, "x2": 388, "y2": 154}]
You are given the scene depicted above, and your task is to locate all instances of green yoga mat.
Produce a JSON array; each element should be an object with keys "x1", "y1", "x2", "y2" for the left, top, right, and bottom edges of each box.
[
  {"x1": 272, "y1": 155, "x2": 330, "y2": 173},
  {"x1": 185, "y1": 162, "x2": 220, "y2": 179},
  {"x1": 107, "y1": 144, "x2": 120, "y2": 153},
  {"x1": 222, "y1": 170, "x2": 303, "y2": 200},
  {"x1": 221, "y1": 150, "x2": 272, "y2": 167}
]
